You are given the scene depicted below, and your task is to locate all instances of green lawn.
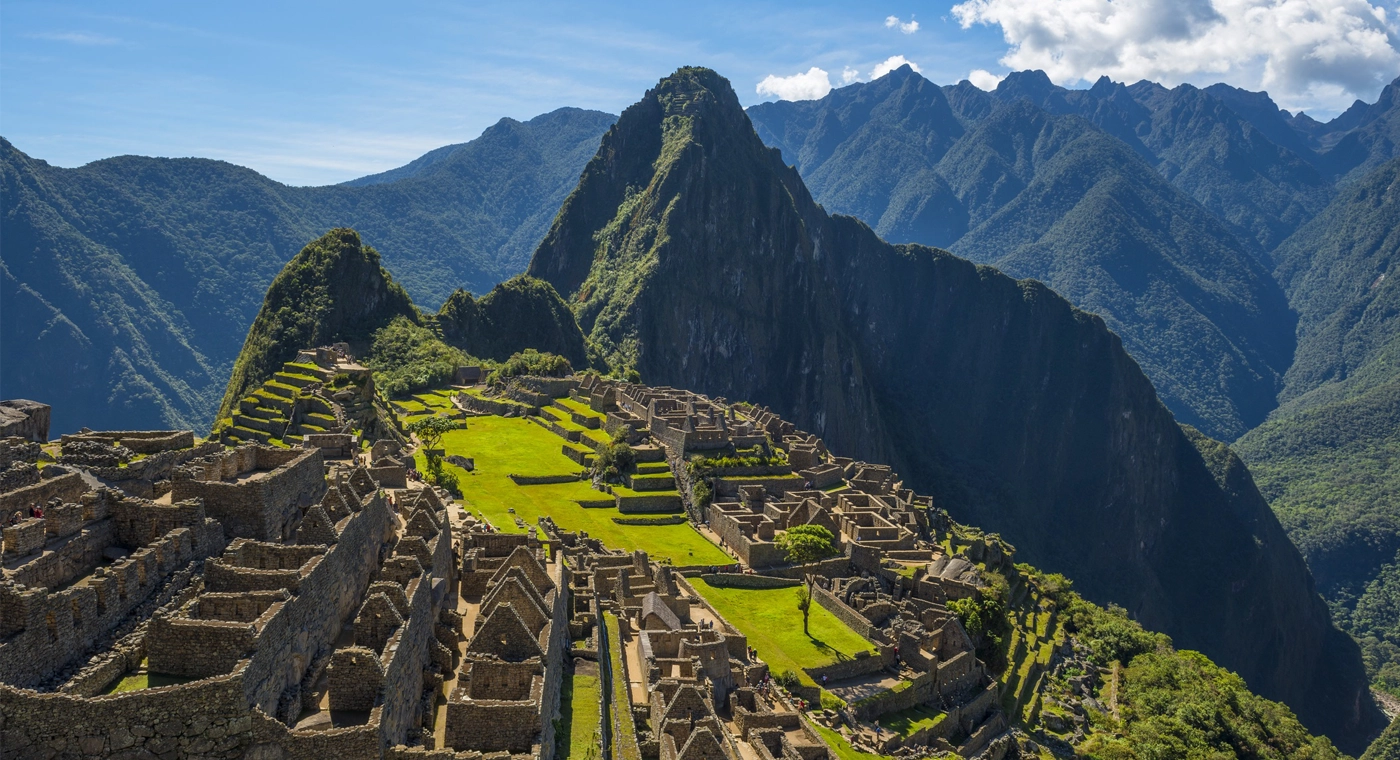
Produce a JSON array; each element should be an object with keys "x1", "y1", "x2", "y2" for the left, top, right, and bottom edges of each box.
[
  {"x1": 417, "y1": 416, "x2": 729, "y2": 567},
  {"x1": 812, "y1": 724, "x2": 886, "y2": 760},
  {"x1": 555, "y1": 396, "x2": 606, "y2": 420},
  {"x1": 688, "y1": 578, "x2": 874, "y2": 687},
  {"x1": 557, "y1": 673, "x2": 602, "y2": 758},
  {"x1": 877, "y1": 703, "x2": 945, "y2": 737}
]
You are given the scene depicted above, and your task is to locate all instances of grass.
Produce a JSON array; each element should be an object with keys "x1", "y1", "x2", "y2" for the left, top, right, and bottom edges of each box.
[
  {"x1": 104, "y1": 670, "x2": 194, "y2": 694},
  {"x1": 812, "y1": 724, "x2": 886, "y2": 760},
  {"x1": 688, "y1": 578, "x2": 874, "y2": 687},
  {"x1": 877, "y1": 703, "x2": 945, "y2": 737},
  {"x1": 555, "y1": 396, "x2": 606, "y2": 419},
  {"x1": 416, "y1": 415, "x2": 729, "y2": 567},
  {"x1": 557, "y1": 673, "x2": 602, "y2": 759}
]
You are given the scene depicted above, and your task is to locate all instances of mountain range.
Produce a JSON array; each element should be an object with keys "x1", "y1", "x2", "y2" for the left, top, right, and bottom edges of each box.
[
  {"x1": 0, "y1": 107, "x2": 614, "y2": 435},
  {"x1": 744, "y1": 67, "x2": 1400, "y2": 716},
  {"x1": 6, "y1": 62, "x2": 1400, "y2": 750}
]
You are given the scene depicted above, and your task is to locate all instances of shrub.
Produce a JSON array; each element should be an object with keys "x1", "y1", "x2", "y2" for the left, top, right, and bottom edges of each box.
[
  {"x1": 485, "y1": 349, "x2": 572, "y2": 385},
  {"x1": 948, "y1": 571, "x2": 1011, "y2": 671},
  {"x1": 368, "y1": 316, "x2": 469, "y2": 397},
  {"x1": 593, "y1": 440, "x2": 636, "y2": 483}
]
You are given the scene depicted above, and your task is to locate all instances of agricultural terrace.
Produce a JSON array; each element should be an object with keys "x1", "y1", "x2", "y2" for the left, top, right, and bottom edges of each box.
[
  {"x1": 410, "y1": 414, "x2": 730, "y2": 567},
  {"x1": 687, "y1": 578, "x2": 874, "y2": 688}
]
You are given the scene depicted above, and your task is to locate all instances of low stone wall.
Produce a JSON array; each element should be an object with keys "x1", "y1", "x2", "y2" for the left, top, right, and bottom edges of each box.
[
  {"x1": 0, "y1": 471, "x2": 86, "y2": 514},
  {"x1": 62, "y1": 430, "x2": 195, "y2": 455},
  {"x1": 613, "y1": 515, "x2": 688, "y2": 526},
  {"x1": 812, "y1": 584, "x2": 884, "y2": 644},
  {"x1": 804, "y1": 647, "x2": 893, "y2": 684},
  {"x1": 562, "y1": 444, "x2": 593, "y2": 466},
  {"x1": 0, "y1": 670, "x2": 253, "y2": 759},
  {"x1": 615, "y1": 493, "x2": 683, "y2": 513},
  {"x1": 509, "y1": 473, "x2": 584, "y2": 486},
  {"x1": 457, "y1": 394, "x2": 536, "y2": 417},
  {"x1": 699, "y1": 573, "x2": 800, "y2": 589},
  {"x1": 2, "y1": 518, "x2": 46, "y2": 556},
  {"x1": 534, "y1": 416, "x2": 582, "y2": 443},
  {"x1": 761, "y1": 556, "x2": 849, "y2": 581},
  {"x1": 713, "y1": 476, "x2": 806, "y2": 498}
]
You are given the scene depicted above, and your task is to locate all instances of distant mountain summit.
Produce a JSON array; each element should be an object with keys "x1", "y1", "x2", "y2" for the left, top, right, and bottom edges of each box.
[{"x1": 530, "y1": 66, "x2": 1384, "y2": 749}]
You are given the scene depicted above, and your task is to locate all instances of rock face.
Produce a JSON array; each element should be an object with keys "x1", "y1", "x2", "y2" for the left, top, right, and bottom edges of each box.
[
  {"x1": 528, "y1": 66, "x2": 1384, "y2": 749},
  {"x1": 217, "y1": 228, "x2": 418, "y2": 421},
  {"x1": 0, "y1": 400, "x2": 50, "y2": 443},
  {"x1": 436, "y1": 275, "x2": 589, "y2": 367}
]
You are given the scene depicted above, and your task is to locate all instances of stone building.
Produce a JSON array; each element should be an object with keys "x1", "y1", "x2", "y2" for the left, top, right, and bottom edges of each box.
[
  {"x1": 171, "y1": 444, "x2": 326, "y2": 541},
  {"x1": 444, "y1": 538, "x2": 569, "y2": 756},
  {"x1": 0, "y1": 399, "x2": 460, "y2": 760}
]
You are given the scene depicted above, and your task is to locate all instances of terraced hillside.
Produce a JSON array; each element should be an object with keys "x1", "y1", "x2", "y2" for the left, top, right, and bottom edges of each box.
[{"x1": 219, "y1": 361, "x2": 342, "y2": 446}]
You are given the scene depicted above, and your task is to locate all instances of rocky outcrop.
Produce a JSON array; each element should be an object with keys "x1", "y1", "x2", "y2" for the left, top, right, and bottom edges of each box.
[{"x1": 528, "y1": 66, "x2": 1384, "y2": 749}]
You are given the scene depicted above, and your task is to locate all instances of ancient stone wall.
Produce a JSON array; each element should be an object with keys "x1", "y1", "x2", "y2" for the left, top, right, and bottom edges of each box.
[
  {"x1": 240, "y1": 493, "x2": 391, "y2": 719},
  {"x1": 0, "y1": 524, "x2": 215, "y2": 688},
  {"x1": 0, "y1": 471, "x2": 86, "y2": 514},
  {"x1": 0, "y1": 672, "x2": 253, "y2": 759},
  {"x1": 172, "y1": 447, "x2": 325, "y2": 540},
  {"x1": 9, "y1": 518, "x2": 115, "y2": 589}
]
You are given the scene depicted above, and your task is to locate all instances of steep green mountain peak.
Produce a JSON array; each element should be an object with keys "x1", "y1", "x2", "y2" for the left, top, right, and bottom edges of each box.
[{"x1": 216, "y1": 227, "x2": 418, "y2": 421}]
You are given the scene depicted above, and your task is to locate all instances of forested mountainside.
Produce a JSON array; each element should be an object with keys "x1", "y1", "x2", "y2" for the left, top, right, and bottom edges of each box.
[
  {"x1": 1235, "y1": 157, "x2": 1400, "y2": 695},
  {"x1": 747, "y1": 68, "x2": 1400, "y2": 442},
  {"x1": 215, "y1": 228, "x2": 588, "y2": 428},
  {"x1": 528, "y1": 66, "x2": 1385, "y2": 750},
  {"x1": 0, "y1": 108, "x2": 614, "y2": 435}
]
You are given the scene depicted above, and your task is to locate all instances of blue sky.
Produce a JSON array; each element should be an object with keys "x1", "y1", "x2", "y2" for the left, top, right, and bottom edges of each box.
[{"x1": 5, "y1": 0, "x2": 1399, "y2": 186}]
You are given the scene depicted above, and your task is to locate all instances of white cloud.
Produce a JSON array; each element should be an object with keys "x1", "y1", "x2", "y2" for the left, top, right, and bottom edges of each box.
[
  {"x1": 885, "y1": 15, "x2": 921, "y2": 34},
  {"x1": 951, "y1": 0, "x2": 1400, "y2": 114},
  {"x1": 26, "y1": 31, "x2": 123, "y2": 46},
  {"x1": 756, "y1": 67, "x2": 834, "y2": 101},
  {"x1": 968, "y1": 69, "x2": 1005, "y2": 90},
  {"x1": 757, "y1": 57, "x2": 925, "y2": 101},
  {"x1": 870, "y1": 55, "x2": 923, "y2": 79}
]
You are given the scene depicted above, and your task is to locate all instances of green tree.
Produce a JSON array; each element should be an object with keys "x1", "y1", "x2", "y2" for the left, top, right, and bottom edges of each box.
[
  {"x1": 795, "y1": 582, "x2": 813, "y2": 636},
  {"x1": 407, "y1": 414, "x2": 459, "y2": 453},
  {"x1": 775, "y1": 524, "x2": 837, "y2": 565},
  {"x1": 593, "y1": 440, "x2": 635, "y2": 483}
]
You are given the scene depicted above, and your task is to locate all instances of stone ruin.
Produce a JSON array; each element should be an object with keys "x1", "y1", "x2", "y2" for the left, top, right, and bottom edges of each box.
[
  {"x1": 444, "y1": 536, "x2": 567, "y2": 754},
  {"x1": 0, "y1": 393, "x2": 464, "y2": 760}
]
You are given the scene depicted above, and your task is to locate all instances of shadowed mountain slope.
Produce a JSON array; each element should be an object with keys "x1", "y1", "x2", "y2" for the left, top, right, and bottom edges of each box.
[
  {"x1": 529, "y1": 66, "x2": 1383, "y2": 750},
  {"x1": 1236, "y1": 158, "x2": 1400, "y2": 689}
]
